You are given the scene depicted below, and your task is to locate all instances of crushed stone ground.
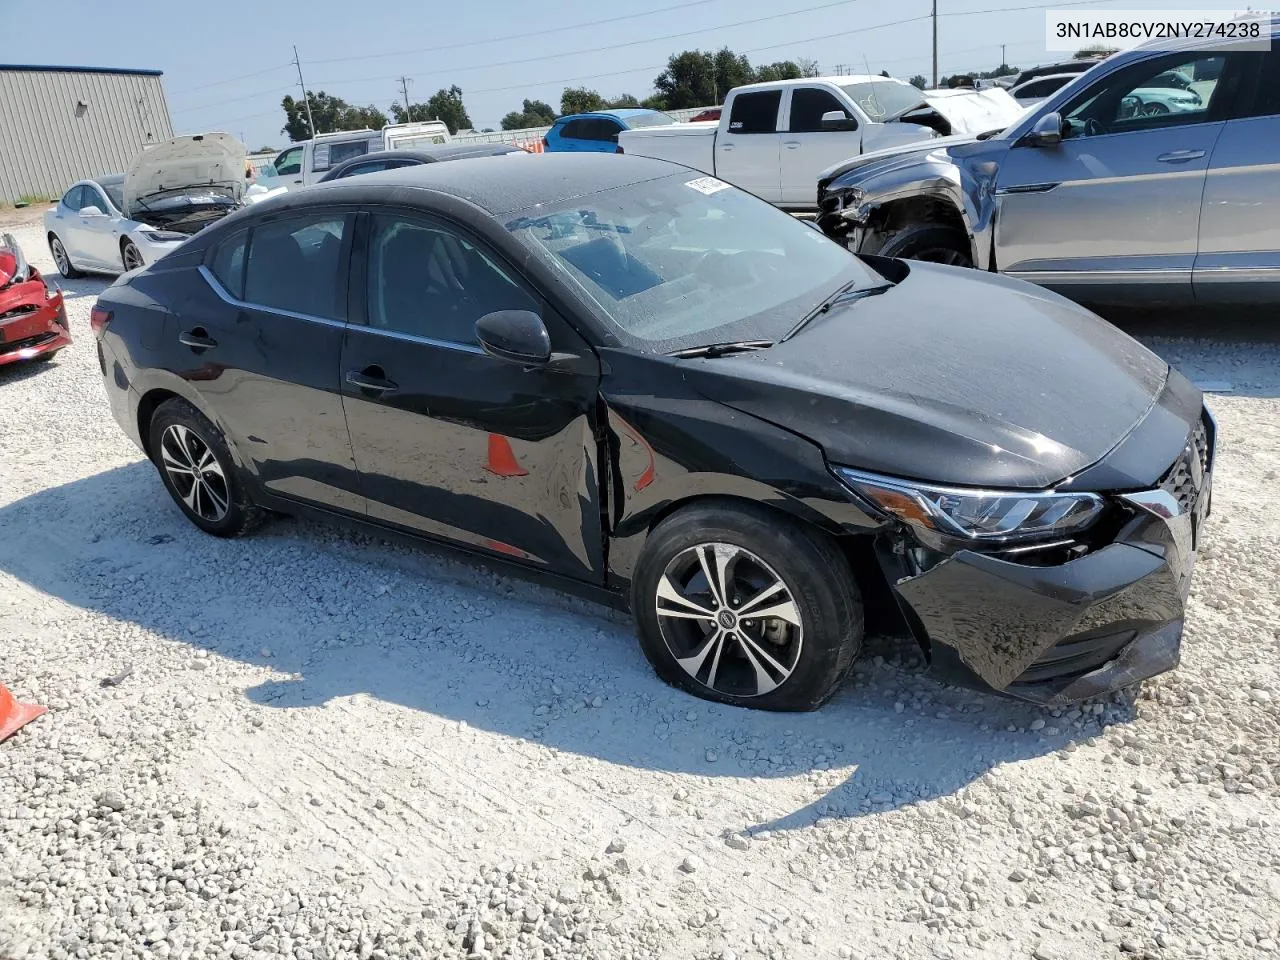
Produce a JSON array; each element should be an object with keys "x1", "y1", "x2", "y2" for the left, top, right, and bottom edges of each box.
[{"x1": 2, "y1": 214, "x2": 1277, "y2": 960}]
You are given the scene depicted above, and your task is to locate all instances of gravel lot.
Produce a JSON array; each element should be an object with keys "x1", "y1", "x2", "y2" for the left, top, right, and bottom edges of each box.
[{"x1": 2, "y1": 210, "x2": 1278, "y2": 960}]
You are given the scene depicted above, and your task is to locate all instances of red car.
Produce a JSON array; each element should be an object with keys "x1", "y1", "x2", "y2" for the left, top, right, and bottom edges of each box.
[
  {"x1": 689, "y1": 108, "x2": 721, "y2": 122},
  {"x1": 0, "y1": 233, "x2": 69, "y2": 367}
]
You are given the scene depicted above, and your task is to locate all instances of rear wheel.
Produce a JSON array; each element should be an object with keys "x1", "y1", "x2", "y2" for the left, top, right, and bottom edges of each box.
[
  {"x1": 631, "y1": 502, "x2": 864, "y2": 711},
  {"x1": 866, "y1": 223, "x2": 973, "y2": 267},
  {"x1": 148, "y1": 398, "x2": 263, "y2": 537},
  {"x1": 48, "y1": 235, "x2": 81, "y2": 279}
]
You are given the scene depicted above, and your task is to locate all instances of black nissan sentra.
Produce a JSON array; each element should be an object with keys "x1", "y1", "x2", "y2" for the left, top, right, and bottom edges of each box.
[{"x1": 92, "y1": 153, "x2": 1213, "y2": 711}]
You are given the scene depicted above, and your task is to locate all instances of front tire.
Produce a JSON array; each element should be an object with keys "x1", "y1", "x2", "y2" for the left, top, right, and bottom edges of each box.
[
  {"x1": 865, "y1": 223, "x2": 973, "y2": 267},
  {"x1": 631, "y1": 502, "x2": 864, "y2": 711},
  {"x1": 121, "y1": 239, "x2": 144, "y2": 272},
  {"x1": 148, "y1": 398, "x2": 262, "y2": 537},
  {"x1": 48, "y1": 234, "x2": 81, "y2": 279}
]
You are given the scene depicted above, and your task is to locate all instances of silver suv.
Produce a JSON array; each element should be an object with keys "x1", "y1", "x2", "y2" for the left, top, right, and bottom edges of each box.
[{"x1": 817, "y1": 29, "x2": 1279, "y2": 305}]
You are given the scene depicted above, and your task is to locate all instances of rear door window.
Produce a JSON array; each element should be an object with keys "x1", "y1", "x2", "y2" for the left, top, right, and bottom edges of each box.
[
  {"x1": 243, "y1": 215, "x2": 349, "y2": 320},
  {"x1": 727, "y1": 91, "x2": 782, "y2": 133}
]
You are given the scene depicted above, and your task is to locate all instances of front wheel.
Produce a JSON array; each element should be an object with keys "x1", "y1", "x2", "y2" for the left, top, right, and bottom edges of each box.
[
  {"x1": 631, "y1": 502, "x2": 864, "y2": 711},
  {"x1": 121, "y1": 239, "x2": 144, "y2": 272},
  {"x1": 148, "y1": 398, "x2": 263, "y2": 537},
  {"x1": 865, "y1": 223, "x2": 973, "y2": 267}
]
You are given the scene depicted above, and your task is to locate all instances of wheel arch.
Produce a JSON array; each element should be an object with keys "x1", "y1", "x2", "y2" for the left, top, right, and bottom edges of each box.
[{"x1": 132, "y1": 374, "x2": 249, "y2": 473}]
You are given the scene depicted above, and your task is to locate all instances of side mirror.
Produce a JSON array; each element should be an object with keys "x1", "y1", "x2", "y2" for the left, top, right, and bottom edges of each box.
[
  {"x1": 79, "y1": 205, "x2": 107, "y2": 218},
  {"x1": 476, "y1": 310, "x2": 551, "y2": 367},
  {"x1": 1024, "y1": 112, "x2": 1064, "y2": 147},
  {"x1": 820, "y1": 110, "x2": 857, "y2": 132}
]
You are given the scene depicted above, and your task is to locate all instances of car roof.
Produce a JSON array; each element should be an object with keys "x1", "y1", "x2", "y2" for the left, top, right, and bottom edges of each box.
[
  {"x1": 347, "y1": 144, "x2": 522, "y2": 164},
  {"x1": 295, "y1": 152, "x2": 679, "y2": 215},
  {"x1": 557, "y1": 108, "x2": 658, "y2": 122},
  {"x1": 729, "y1": 74, "x2": 892, "y2": 93}
]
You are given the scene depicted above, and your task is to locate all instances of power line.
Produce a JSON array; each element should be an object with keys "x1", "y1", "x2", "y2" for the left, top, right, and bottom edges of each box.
[
  {"x1": 308, "y1": 0, "x2": 734, "y2": 66},
  {"x1": 168, "y1": 63, "x2": 293, "y2": 97},
  {"x1": 308, "y1": 0, "x2": 866, "y2": 89}
]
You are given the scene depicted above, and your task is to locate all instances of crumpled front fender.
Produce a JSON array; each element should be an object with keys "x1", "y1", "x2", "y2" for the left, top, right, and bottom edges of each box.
[{"x1": 818, "y1": 145, "x2": 1005, "y2": 270}]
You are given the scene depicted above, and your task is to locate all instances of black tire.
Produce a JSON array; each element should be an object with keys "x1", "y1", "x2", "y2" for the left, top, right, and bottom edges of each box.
[
  {"x1": 121, "y1": 239, "x2": 144, "y2": 273},
  {"x1": 48, "y1": 234, "x2": 81, "y2": 279},
  {"x1": 631, "y1": 501, "x2": 864, "y2": 711},
  {"x1": 866, "y1": 223, "x2": 973, "y2": 268},
  {"x1": 147, "y1": 398, "x2": 263, "y2": 537}
]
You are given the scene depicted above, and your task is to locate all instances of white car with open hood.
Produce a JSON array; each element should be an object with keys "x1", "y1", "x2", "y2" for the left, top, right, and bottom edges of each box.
[
  {"x1": 616, "y1": 76, "x2": 1025, "y2": 209},
  {"x1": 43, "y1": 133, "x2": 282, "y2": 278}
]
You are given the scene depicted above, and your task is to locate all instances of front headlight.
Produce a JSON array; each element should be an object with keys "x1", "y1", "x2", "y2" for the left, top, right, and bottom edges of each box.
[
  {"x1": 141, "y1": 230, "x2": 188, "y2": 244},
  {"x1": 834, "y1": 467, "x2": 1103, "y2": 542}
]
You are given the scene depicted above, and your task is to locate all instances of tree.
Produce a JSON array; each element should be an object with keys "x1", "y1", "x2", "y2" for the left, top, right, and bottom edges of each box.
[
  {"x1": 393, "y1": 86, "x2": 472, "y2": 134},
  {"x1": 500, "y1": 99, "x2": 557, "y2": 130},
  {"x1": 607, "y1": 93, "x2": 641, "y2": 108},
  {"x1": 561, "y1": 87, "x2": 607, "y2": 115},
  {"x1": 755, "y1": 60, "x2": 806, "y2": 83},
  {"x1": 654, "y1": 50, "x2": 718, "y2": 109},
  {"x1": 908, "y1": 74, "x2": 927, "y2": 89},
  {"x1": 281, "y1": 92, "x2": 387, "y2": 141},
  {"x1": 254, "y1": 145, "x2": 278, "y2": 155},
  {"x1": 797, "y1": 58, "x2": 820, "y2": 78},
  {"x1": 1075, "y1": 44, "x2": 1119, "y2": 59}
]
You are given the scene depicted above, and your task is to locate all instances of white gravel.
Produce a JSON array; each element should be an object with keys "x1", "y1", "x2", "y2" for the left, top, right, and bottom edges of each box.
[{"x1": 1, "y1": 211, "x2": 1278, "y2": 960}]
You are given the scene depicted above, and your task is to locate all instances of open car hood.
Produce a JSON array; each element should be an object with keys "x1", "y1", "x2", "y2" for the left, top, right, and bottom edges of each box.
[
  {"x1": 894, "y1": 87, "x2": 1026, "y2": 136},
  {"x1": 123, "y1": 133, "x2": 247, "y2": 216}
]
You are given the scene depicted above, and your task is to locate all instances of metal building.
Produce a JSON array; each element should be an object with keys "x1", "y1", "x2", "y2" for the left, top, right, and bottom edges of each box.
[{"x1": 0, "y1": 64, "x2": 173, "y2": 205}]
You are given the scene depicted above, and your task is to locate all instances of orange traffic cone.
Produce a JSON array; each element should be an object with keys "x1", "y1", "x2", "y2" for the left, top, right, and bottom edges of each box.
[
  {"x1": 484, "y1": 434, "x2": 528, "y2": 477},
  {"x1": 0, "y1": 682, "x2": 46, "y2": 743}
]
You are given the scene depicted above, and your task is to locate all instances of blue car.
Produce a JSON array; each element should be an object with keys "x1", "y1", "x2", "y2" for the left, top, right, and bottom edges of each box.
[{"x1": 542, "y1": 109, "x2": 674, "y2": 153}]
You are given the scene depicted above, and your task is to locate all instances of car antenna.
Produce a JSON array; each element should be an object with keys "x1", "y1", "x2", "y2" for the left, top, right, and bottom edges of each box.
[{"x1": 863, "y1": 54, "x2": 884, "y2": 117}]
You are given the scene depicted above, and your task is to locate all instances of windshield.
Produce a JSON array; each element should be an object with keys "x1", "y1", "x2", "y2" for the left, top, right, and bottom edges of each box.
[
  {"x1": 504, "y1": 173, "x2": 877, "y2": 353},
  {"x1": 839, "y1": 80, "x2": 927, "y2": 121},
  {"x1": 99, "y1": 177, "x2": 125, "y2": 211},
  {"x1": 624, "y1": 111, "x2": 676, "y2": 129}
]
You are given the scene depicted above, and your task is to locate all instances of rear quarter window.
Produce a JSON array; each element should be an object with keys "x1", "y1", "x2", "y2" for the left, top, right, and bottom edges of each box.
[{"x1": 208, "y1": 229, "x2": 248, "y2": 299}]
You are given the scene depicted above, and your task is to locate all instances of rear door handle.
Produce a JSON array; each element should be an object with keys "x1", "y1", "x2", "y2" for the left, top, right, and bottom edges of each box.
[
  {"x1": 783, "y1": 141, "x2": 800, "y2": 149},
  {"x1": 178, "y1": 328, "x2": 217, "y2": 350},
  {"x1": 345, "y1": 366, "x2": 398, "y2": 395},
  {"x1": 1156, "y1": 150, "x2": 1206, "y2": 163}
]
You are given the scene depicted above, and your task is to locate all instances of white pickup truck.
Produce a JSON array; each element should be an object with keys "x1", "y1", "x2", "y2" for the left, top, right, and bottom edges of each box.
[
  {"x1": 271, "y1": 120, "x2": 452, "y2": 188},
  {"x1": 617, "y1": 76, "x2": 1023, "y2": 209}
]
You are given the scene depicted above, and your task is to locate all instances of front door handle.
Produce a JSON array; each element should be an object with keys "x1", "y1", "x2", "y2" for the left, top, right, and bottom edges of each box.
[
  {"x1": 178, "y1": 328, "x2": 217, "y2": 350},
  {"x1": 1156, "y1": 149, "x2": 1206, "y2": 163},
  {"x1": 783, "y1": 140, "x2": 800, "y2": 149},
  {"x1": 345, "y1": 366, "x2": 398, "y2": 395}
]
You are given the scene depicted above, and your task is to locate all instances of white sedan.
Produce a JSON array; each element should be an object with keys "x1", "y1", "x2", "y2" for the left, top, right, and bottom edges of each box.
[{"x1": 43, "y1": 132, "x2": 281, "y2": 278}]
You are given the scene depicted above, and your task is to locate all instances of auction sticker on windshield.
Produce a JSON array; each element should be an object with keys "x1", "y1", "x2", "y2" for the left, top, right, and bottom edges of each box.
[{"x1": 685, "y1": 177, "x2": 731, "y2": 195}]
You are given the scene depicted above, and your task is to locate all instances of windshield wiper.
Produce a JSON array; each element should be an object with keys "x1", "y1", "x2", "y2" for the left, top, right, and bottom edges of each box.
[
  {"x1": 783, "y1": 280, "x2": 891, "y2": 341},
  {"x1": 667, "y1": 339, "x2": 773, "y2": 359}
]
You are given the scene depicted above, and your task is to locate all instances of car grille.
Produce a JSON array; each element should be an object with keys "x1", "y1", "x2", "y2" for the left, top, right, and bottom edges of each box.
[
  {"x1": 1159, "y1": 418, "x2": 1210, "y2": 512},
  {"x1": 0, "y1": 330, "x2": 58, "y2": 355}
]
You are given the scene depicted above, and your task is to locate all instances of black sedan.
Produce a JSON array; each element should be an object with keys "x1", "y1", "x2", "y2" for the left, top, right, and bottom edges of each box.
[
  {"x1": 90, "y1": 154, "x2": 1213, "y2": 711},
  {"x1": 317, "y1": 143, "x2": 527, "y2": 182}
]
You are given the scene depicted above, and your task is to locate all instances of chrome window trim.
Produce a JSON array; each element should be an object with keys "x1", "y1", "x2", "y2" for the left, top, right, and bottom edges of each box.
[
  {"x1": 198, "y1": 264, "x2": 347, "y2": 329},
  {"x1": 349, "y1": 323, "x2": 487, "y2": 356}
]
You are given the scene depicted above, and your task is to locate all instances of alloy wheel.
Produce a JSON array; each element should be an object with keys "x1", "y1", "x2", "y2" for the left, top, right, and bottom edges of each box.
[
  {"x1": 159, "y1": 423, "x2": 230, "y2": 523},
  {"x1": 655, "y1": 542, "x2": 803, "y2": 698},
  {"x1": 122, "y1": 242, "x2": 144, "y2": 272},
  {"x1": 51, "y1": 238, "x2": 70, "y2": 275}
]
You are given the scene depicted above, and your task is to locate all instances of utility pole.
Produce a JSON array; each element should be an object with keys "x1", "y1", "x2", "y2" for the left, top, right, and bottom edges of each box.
[
  {"x1": 292, "y1": 45, "x2": 316, "y2": 136},
  {"x1": 398, "y1": 76, "x2": 413, "y2": 121},
  {"x1": 931, "y1": 0, "x2": 938, "y2": 88},
  {"x1": 1001, "y1": 43, "x2": 1007, "y2": 68}
]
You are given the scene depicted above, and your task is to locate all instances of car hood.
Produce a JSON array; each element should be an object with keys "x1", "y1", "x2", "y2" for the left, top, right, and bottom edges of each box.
[
  {"x1": 692, "y1": 263, "x2": 1169, "y2": 489},
  {"x1": 819, "y1": 126, "x2": 1012, "y2": 186},
  {"x1": 897, "y1": 87, "x2": 1026, "y2": 136},
  {"x1": 123, "y1": 133, "x2": 247, "y2": 216}
]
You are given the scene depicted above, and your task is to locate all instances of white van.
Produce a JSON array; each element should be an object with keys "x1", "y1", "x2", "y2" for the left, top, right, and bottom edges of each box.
[{"x1": 272, "y1": 121, "x2": 451, "y2": 188}]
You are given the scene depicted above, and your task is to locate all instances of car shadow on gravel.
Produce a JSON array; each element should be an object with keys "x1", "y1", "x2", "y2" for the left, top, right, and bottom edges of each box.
[{"x1": 0, "y1": 463, "x2": 1137, "y2": 832}]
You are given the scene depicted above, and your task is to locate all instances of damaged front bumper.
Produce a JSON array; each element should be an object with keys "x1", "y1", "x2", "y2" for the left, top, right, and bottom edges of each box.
[{"x1": 884, "y1": 412, "x2": 1215, "y2": 706}]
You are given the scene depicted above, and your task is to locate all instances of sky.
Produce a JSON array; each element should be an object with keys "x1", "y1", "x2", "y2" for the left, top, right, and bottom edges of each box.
[{"x1": 39, "y1": 0, "x2": 1244, "y2": 150}]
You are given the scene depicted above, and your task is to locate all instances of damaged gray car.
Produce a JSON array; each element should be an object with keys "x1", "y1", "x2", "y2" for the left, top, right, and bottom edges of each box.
[{"x1": 817, "y1": 31, "x2": 1280, "y2": 305}]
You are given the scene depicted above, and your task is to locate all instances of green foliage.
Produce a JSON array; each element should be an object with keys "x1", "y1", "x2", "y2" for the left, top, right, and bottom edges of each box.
[
  {"x1": 392, "y1": 85, "x2": 472, "y2": 134},
  {"x1": 560, "y1": 87, "x2": 607, "y2": 115},
  {"x1": 1075, "y1": 45, "x2": 1119, "y2": 59},
  {"x1": 908, "y1": 74, "x2": 927, "y2": 89},
  {"x1": 281, "y1": 92, "x2": 387, "y2": 141},
  {"x1": 653, "y1": 49, "x2": 820, "y2": 108},
  {"x1": 500, "y1": 99, "x2": 557, "y2": 130}
]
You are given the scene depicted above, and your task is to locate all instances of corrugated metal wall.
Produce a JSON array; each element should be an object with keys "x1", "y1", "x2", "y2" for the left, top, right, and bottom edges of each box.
[{"x1": 0, "y1": 69, "x2": 173, "y2": 204}]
